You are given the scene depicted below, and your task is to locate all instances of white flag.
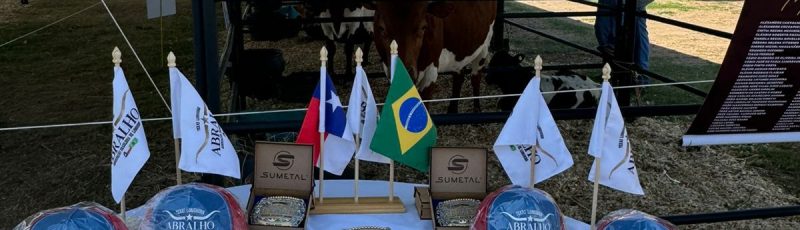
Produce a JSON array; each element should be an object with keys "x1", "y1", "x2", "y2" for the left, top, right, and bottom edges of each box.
[
  {"x1": 588, "y1": 81, "x2": 644, "y2": 195},
  {"x1": 347, "y1": 65, "x2": 391, "y2": 164},
  {"x1": 494, "y1": 76, "x2": 574, "y2": 186},
  {"x1": 111, "y1": 67, "x2": 151, "y2": 203},
  {"x1": 170, "y1": 67, "x2": 241, "y2": 179}
]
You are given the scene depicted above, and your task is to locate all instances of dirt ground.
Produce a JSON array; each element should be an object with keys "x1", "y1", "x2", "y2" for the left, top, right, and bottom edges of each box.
[
  {"x1": 522, "y1": 0, "x2": 740, "y2": 64},
  {"x1": 1, "y1": 0, "x2": 799, "y2": 229}
]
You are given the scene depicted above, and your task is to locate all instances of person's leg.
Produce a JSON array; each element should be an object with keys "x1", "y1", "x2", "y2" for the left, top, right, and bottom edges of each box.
[
  {"x1": 595, "y1": 0, "x2": 618, "y2": 51},
  {"x1": 635, "y1": 12, "x2": 651, "y2": 84}
]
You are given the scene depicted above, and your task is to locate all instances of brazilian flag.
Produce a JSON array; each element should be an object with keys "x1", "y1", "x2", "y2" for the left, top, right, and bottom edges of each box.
[{"x1": 370, "y1": 58, "x2": 437, "y2": 172}]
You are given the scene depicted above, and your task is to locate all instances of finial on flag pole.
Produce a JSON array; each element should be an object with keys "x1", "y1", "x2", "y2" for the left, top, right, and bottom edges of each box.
[
  {"x1": 167, "y1": 52, "x2": 176, "y2": 67},
  {"x1": 112, "y1": 47, "x2": 122, "y2": 67},
  {"x1": 390, "y1": 40, "x2": 398, "y2": 55},
  {"x1": 321, "y1": 46, "x2": 329, "y2": 66},
  {"x1": 602, "y1": 63, "x2": 611, "y2": 82},
  {"x1": 356, "y1": 47, "x2": 364, "y2": 66},
  {"x1": 534, "y1": 55, "x2": 542, "y2": 77}
]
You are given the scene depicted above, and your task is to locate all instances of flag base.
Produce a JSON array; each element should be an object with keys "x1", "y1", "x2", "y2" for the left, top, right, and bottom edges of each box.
[{"x1": 310, "y1": 197, "x2": 405, "y2": 214}]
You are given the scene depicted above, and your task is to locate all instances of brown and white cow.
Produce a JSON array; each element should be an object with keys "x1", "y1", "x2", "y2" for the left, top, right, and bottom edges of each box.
[{"x1": 369, "y1": 1, "x2": 497, "y2": 113}]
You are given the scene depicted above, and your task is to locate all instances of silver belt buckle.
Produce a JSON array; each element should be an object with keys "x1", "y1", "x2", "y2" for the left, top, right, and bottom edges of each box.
[
  {"x1": 251, "y1": 196, "x2": 306, "y2": 227},
  {"x1": 435, "y1": 198, "x2": 481, "y2": 227}
]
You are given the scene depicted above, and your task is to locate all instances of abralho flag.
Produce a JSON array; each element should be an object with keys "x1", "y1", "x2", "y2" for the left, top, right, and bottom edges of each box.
[
  {"x1": 493, "y1": 76, "x2": 574, "y2": 186},
  {"x1": 170, "y1": 67, "x2": 241, "y2": 179},
  {"x1": 588, "y1": 81, "x2": 644, "y2": 195},
  {"x1": 370, "y1": 57, "x2": 437, "y2": 172},
  {"x1": 347, "y1": 65, "x2": 390, "y2": 164},
  {"x1": 296, "y1": 71, "x2": 357, "y2": 175},
  {"x1": 111, "y1": 66, "x2": 151, "y2": 203}
]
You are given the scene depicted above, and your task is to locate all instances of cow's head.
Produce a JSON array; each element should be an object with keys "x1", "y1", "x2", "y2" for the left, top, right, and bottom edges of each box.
[{"x1": 368, "y1": 1, "x2": 454, "y2": 83}]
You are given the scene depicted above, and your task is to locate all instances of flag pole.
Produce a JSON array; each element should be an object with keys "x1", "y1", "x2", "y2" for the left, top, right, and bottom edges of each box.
[
  {"x1": 319, "y1": 47, "x2": 328, "y2": 204},
  {"x1": 174, "y1": 139, "x2": 181, "y2": 184},
  {"x1": 530, "y1": 55, "x2": 544, "y2": 189},
  {"x1": 113, "y1": 47, "x2": 127, "y2": 220},
  {"x1": 120, "y1": 195, "x2": 126, "y2": 220},
  {"x1": 354, "y1": 47, "x2": 364, "y2": 204},
  {"x1": 590, "y1": 159, "x2": 601, "y2": 230},
  {"x1": 389, "y1": 161, "x2": 395, "y2": 202},
  {"x1": 388, "y1": 41, "x2": 398, "y2": 202},
  {"x1": 590, "y1": 64, "x2": 612, "y2": 230},
  {"x1": 354, "y1": 138, "x2": 360, "y2": 203},
  {"x1": 167, "y1": 52, "x2": 182, "y2": 185}
]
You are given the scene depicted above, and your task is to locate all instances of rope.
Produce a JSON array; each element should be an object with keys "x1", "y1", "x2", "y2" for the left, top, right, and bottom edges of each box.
[
  {"x1": 101, "y1": 0, "x2": 172, "y2": 114},
  {"x1": 0, "y1": 2, "x2": 102, "y2": 49},
  {"x1": 0, "y1": 79, "x2": 714, "y2": 132},
  {"x1": 422, "y1": 79, "x2": 715, "y2": 103}
]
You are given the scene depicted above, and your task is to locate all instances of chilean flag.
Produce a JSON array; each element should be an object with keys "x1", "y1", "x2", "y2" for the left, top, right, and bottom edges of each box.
[{"x1": 296, "y1": 71, "x2": 356, "y2": 175}]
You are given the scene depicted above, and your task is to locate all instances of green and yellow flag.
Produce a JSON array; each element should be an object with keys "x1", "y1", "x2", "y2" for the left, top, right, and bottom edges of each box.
[{"x1": 370, "y1": 58, "x2": 437, "y2": 172}]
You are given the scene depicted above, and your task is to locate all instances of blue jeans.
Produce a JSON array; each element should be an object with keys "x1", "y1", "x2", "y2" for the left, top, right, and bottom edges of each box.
[{"x1": 595, "y1": 0, "x2": 650, "y2": 83}]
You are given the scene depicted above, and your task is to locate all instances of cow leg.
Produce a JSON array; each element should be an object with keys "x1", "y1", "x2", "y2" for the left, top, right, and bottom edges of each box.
[
  {"x1": 470, "y1": 73, "x2": 482, "y2": 113},
  {"x1": 344, "y1": 40, "x2": 355, "y2": 78},
  {"x1": 325, "y1": 39, "x2": 336, "y2": 77},
  {"x1": 421, "y1": 82, "x2": 436, "y2": 99},
  {"x1": 449, "y1": 73, "x2": 465, "y2": 114},
  {"x1": 362, "y1": 38, "x2": 373, "y2": 66}
]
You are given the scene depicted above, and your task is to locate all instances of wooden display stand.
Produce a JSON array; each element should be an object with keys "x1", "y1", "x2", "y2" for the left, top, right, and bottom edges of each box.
[
  {"x1": 247, "y1": 142, "x2": 314, "y2": 230},
  {"x1": 311, "y1": 196, "x2": 405, "y2": 214},
  {"x1": 428, "y1": 147, "x2": 488, "y2": 230},
  {"x1": 309, "y1": 45, "x2": 405, "y2": 215}
]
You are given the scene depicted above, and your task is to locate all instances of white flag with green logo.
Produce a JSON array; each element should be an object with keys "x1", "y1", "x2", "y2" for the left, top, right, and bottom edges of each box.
[
  {"x1": 347, "y1": 65, "x2": 390, "y2": 164},
  {"x1": 170, "y1": 67, "x2": 241, "y2": 179},
  {"x1": 111, "y1": 66, "x2": 151, "y2": 203},
  {"x1": 588, "y1": 81, "x2": 644, "y2": 195},
  {"x1": 493, "y1": 76, "x2": 574, "y2": 186}
]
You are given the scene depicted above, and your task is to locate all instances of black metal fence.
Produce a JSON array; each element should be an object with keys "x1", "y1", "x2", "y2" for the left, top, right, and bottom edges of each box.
[{"x1": 190, "y1": 0, "x2": 800, "y2": 225}]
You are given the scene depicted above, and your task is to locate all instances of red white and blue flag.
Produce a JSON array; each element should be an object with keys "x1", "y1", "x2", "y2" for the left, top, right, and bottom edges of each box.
[{"x1": 296, "y1": 73, "x2": 356, "y2": 175}]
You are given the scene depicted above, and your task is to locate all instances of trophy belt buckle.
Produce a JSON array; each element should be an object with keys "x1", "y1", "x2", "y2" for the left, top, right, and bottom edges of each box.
[
  {"x1": 435, "y1": 198, "x2": 481, "y2": 227},
  {"x1": 251, "y1": 196, "x2": 306, "y2": 227}
]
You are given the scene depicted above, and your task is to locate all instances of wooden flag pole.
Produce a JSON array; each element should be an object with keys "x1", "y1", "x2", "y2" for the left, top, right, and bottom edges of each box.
[
  {"x1": 113, "y1": 47, "x2": 126, "y2": 220},
  {"x1": 590, "y1": 64, "x2": 612, "y2": 230},
  {"x1": 167, "y1": 52, "x2": 182, "y2": 185},
  {"x1": 590, "y1": 160, "x2": 601, "y2": 230},
  {"x1": 530, "y1": 55, "x2": 543, "y2": 189},
  {"x1": 174, "y1": 139, "x2": 181, "y2": 184},
  {"x1": 354, "y1": 137, "x2": 360, "y2": 203},
  {"x1": 319, "y1": 47, "x2": 328, "y2": 204},
  {"x1": 389, "y1": 161, "x2": 395, "y2": 202},
  {"x1": 388, "y1": 41, "x2": 398, "y2": 202},
  {"x1": 354, "y1": 47, "x2": 364, "y2": 204},
  {"x1": 120, "y1": 195, "x2": 126, "y2": 220}
]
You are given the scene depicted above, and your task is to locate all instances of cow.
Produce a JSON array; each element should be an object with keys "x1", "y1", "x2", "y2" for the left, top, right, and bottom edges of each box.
[
  {"x1": 304, "y1": 0, "x2": 374, "y2": 78},
  {"x1": 486, "y1": 51, "x2": 600, "y2": 111},
  {"x1": 368, "y1": 1, "x2": 497, "y2": 113}
]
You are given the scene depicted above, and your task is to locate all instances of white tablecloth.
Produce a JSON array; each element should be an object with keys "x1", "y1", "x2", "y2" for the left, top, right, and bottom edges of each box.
[{"x1": 128, "y1": 180, "x2": 589, "y2": 230}]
